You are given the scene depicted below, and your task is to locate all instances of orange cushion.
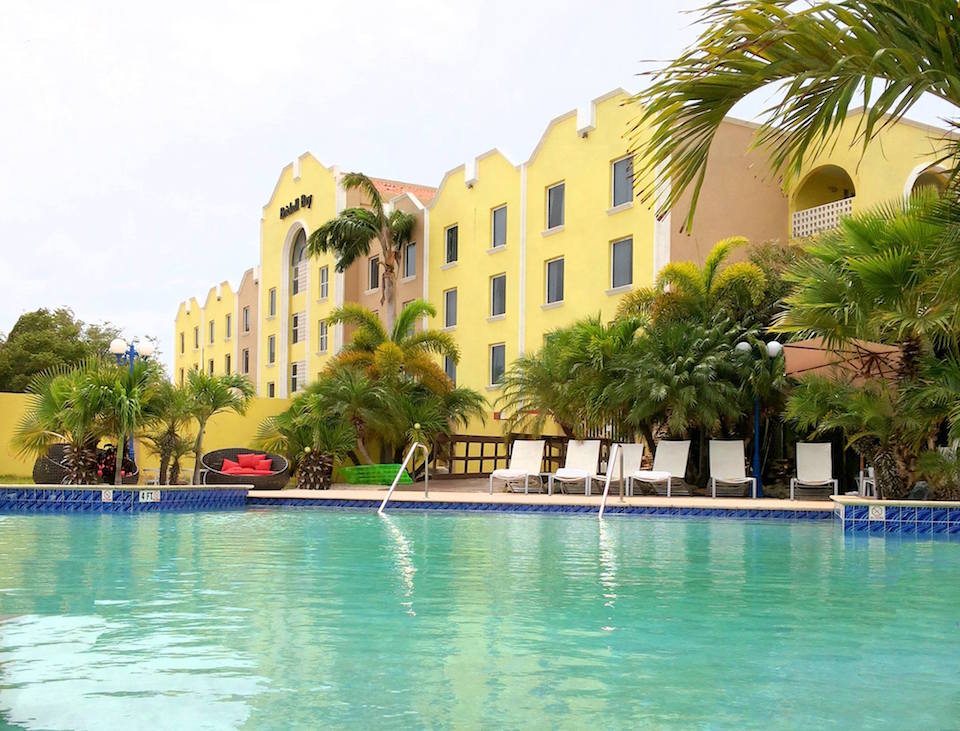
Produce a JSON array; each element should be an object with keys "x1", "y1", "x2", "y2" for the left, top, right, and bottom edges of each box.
[
  {"x1": 222, "y1": 458, "x2": 241, "y2": 471},
  {"x1": 236, "y1": 453, "x2": 266, "y2": 468},
  {"x1": 256, "y1": 459, "x2": 273, "y2": 471}
]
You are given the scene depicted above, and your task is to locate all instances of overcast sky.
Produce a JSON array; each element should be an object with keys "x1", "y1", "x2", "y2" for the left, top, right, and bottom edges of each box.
[{"x1": 1, "y1": 1, "x2": 955, "y2": 374}]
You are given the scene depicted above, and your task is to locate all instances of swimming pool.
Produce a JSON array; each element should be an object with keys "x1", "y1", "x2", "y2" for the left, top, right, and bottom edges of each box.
[{"x1": 0, "y1": 511, "x2": 957, "y2": 729}]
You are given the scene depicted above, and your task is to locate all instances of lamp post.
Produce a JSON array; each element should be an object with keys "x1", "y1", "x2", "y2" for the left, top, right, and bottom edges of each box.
[
  {"x1": 108, "y1": 337, "x2": 156, "y2": 461},
  {"x1": 736, "y1": 339, "x2": 783, "y2": 498}
]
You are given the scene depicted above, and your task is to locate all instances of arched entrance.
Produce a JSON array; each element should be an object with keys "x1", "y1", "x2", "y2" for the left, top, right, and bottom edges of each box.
[{"x1": 792, "y1": 165, "x2": 856, "y2": 237}]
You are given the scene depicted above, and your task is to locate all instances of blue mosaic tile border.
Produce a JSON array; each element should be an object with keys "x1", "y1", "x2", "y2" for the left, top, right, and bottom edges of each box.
[
  {"x1": 839, "y1": 503, "x2": 960, "y2": 539},
  {"x1": 247, "y1": 496, "x2": 834, "y2": 521},
  {"x1": 0, "y1": 487, "x2": 246, "y2": 514}
]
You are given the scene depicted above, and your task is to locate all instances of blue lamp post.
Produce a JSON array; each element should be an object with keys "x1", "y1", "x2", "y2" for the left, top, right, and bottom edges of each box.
[
  {"x1": 108, "y1": 337, "x2": 155, "y2": 461},
  {"x1": 735, "y1": 339, "x2": 783, "y2": 499}
]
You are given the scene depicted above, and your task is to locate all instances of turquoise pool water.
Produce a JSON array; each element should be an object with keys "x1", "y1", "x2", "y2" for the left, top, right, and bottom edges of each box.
[{"x1": 0, "y1": 511, "x2": 958, "y2": 729}]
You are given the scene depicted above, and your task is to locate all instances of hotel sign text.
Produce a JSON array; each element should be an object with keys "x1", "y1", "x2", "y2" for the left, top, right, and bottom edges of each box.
[{"x1": 280, "y1": 194, "x2": 313, "y2": 219}]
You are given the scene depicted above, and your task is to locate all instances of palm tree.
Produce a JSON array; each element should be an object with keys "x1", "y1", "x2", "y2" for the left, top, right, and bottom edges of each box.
[
  {"x1": 14, "y1": 360, "x2": 105, "y2": 484},
  {"x1": 326, "y1": 299, "x2": 458, "y2": 394},
  {"x1": 310, "y1": 368, "x2": 388, "y2": 464},
  {"x1": 81, "y1": 358, "x2": 165, "y2": 485},
  {"x1": 628, "y1": 0, "x2": 960, "y2": 225},
  {"x1": 185, "y1": 370, "x2": 255, "y2": 483},
  {"x1": 256, "y1": 391, "x2": 357, "y2": 490},
  {"x1": 616, "y1": 237, "x2": 766, "y2": 325},
  {"x1": 142, "y1": 381, "x2": 194, "y2": 485},
  {"x1": 307, "y1": 173, "x2": 416, "y2": 333}
]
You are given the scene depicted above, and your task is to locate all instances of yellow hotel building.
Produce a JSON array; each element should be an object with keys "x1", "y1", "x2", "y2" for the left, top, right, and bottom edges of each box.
[{"x1": 175, "y1": 89, "x2": 950, "y2": 419}]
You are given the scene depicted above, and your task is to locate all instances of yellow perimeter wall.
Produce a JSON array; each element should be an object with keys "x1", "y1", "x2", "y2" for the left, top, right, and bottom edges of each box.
[{"x1": 0, "y1": 392, "x2": 290, "y2": 479}]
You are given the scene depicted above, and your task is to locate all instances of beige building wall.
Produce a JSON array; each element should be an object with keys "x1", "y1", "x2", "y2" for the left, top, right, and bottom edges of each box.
[
  {"x1": 667, "y1": 118, "x2": 789, "y2": 267},
  {"x1": 236, "y1": 267, "x2": 259, "y2": 387}
]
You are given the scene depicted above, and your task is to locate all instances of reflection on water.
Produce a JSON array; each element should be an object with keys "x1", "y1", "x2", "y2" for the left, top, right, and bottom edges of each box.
[{"x1": 0, "y1": 512, "x2": 958, "y2": 729}]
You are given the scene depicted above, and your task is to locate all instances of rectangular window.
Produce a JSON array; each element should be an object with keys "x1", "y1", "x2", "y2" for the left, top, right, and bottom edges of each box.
[
  {"x1": 368, "y1": 256, "x2": 379, "y2": 290},
  {"x1": 209, "y1": 320, "x2": 215, "y2": 344},
  {"x1": 267, "y1": 382, "x2": 275, "y2": 398},
  {"x1": 193, "y1": 326, "x2": 199, "y2": 349},
  {"x1": 318, "y1": 321, "x2": 328, "y2": 352},
  {"x1": 292, "y1": 264, "x2": 300, "y2": 295},
  {"x1": 491, "y1": 274, "x2": 506, "y2": 317},
  {"x1": 242, "y1": 348, "x2": 250, "y2": 374},
  {"x1": 490, "y1": 344, "x2": 506, "y2": 385},
  {"x1": 401, "y1": 300, "x2": 415, "y2": 336},
  {"x1": 612, "y1": 156, "x2": 634, "y2": 208},
  {"x1": 547, "y1": 182, "x2": 565, "y2": 229},
  {"x1": 491, "y1": 206, "x2": 507, "y2": 248},
  {"x1": 268, "y1": 335, "x2": 276, "y2": 364},
  {"x1": 546, "y1": 257, "x2": 564, "y2": 304},
  {"x1": 225, "y1": 354, "x2": 231, "y2": 375},
  {"x1": 225, "y1": 314, "x2": 232, "y2": 339},
  {"x1": 180, "y1": 332, "x2": 184, "y2": 354},
  {"x1": 243, "y1": 306, "x2": 250, "y2": 332},
  {"x1": 208, "y1": 359, "x2": 214, "y2": 375},
  {"x1": 611, "y1": 237, "x2": 633, "y2": 289},
  {"x1": 445, "y1": 225, "x2": 458, "y2": 264},
  {"x1": 404, "y1": 242, "x2": 416, "y2": 278},
  {"x1": 444, "y1": 288, "x2": 457, "y2": 328},
  {"x1": 292, "y1": 314, "x2": 300, "y2": 344},
  {"x1": 319, "y1": 266, "x2": 329, "y2": 299},
  {"x1": 268, "y1": 288, "x2": 277, "y2": 317},
  {"x1": 291, "y1": 363, "x2": 298, "y2": 394},
  {"x1": 444, "y1": 355, "x2": 456, "y2": 385},
  {"x1": 179, "y1": 368, "x2": 184, "y2": 385}
]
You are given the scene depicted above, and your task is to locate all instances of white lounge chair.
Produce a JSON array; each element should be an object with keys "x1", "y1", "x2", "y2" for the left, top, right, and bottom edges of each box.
[
  {"x1": 709, "y1": 440, "x2": 757, "y2": 498},
  {"x1": 790, "y1": 442, "x2": 838, "y2": 500},
  {"x1": 857, "y1": 466, "x2": 876, "y2": 498},
  {"x1": 548, "y1": 440, "x2": 601, "y2": 495},
  {"x1": 631, "y1": 440, "x2": 690, "y2": 497},
  {"x1": 489, "y1": 439, "x2": 545, "y2": 494},
  {"x1": 603, "y1": 443, "x2": 644, "y2": 488}
]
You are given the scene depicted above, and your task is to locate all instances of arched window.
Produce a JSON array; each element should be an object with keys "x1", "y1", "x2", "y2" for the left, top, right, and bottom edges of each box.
[{"x1": 291, "y1": 229, "x2": 306, "y2": 295}]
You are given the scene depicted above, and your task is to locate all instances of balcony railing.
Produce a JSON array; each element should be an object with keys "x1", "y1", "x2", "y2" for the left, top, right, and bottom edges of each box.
[{"x1": 792, "y1": 197, "x2": 854, "y2": 238}]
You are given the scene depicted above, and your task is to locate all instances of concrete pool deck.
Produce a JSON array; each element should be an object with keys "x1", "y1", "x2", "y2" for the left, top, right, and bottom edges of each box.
[{"x1": 247, "y1": 479, "x2": 834, "y2": 514}]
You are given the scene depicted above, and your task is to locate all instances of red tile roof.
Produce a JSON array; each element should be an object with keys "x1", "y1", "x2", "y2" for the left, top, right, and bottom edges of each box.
[{"x1": 370, "y1": 177, "x2": 437, "y2": 206}]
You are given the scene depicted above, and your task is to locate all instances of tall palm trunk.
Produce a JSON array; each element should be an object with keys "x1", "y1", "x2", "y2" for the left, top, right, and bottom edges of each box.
[
  {"x1": 114, "y1": 435, "x2": 125, "y2": 485},
  {"x1": 380, "y1": 232, "x2": 397, "y2": 333},
  {"x1": 192, "y1": 420, "x2": 207, "y2": 484}
]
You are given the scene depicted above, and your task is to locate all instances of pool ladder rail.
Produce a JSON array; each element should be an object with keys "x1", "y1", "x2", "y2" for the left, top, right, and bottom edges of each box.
[
  {"x1": 378, "y1": 442, "x2": 429, "y2": 515},
  {"x1": 598, "y1": 443, "x2": 624, "y2": 521}
]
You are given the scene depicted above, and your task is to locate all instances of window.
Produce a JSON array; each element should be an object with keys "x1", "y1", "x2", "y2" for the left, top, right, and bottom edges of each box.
[
  {"x1": 318, "y1": 321, "x2": 328, "y2": 352},
  {"x1": 611, "y1": 237, "x2": 633, "y2": 289},
  {"x1": 612, "y1": 156, "x2": 634, "y2": 208},
  {"x1": 319, "y1": 266, "x2": 329, "y2": 299},
  {"x1": 444, "y1": 288, "x2": 457, "y2": 328},
  {"x1": 490, "y1": 344, "x2": 505, "y2": 385},
  {"x1": 242, "y1": 348, "x2": 250, "y2": 374},
  {"x1": 179, "y1": 368, "x2": 184, "y2": 385},
  {"x1": 291, "y1": 229, "x2": 306, "y2": 295},
  {"x1": 292, "y1": 314, "x2": 300, "y2": 344},
  {"x1": 401, "y1": 300, "x2": 415, "y2": 336},
  {"x1": 368, "y1": 256, "x2": 379, "y2": 290},
  {"x1": 209, "y1": 320, "x2": 215, "y2": 344},
  {"x1": 491, "y1": 274, "x2": 506, "y2": 317},
  {"x1": 243, "y1": 306, "x2": 250, "y2": 333},
  {"x1": 491, "y1": 206, "x2": 507, "y2": 248},
  {"x1": 445, "y1": 225, "x2": 458, "y2": 263},
  {"x1": 291, "y1": 363, "x2": 299, "y2": 393},
  {"x1": 208, "y1": 359, "x2": 214, "y2": 375},
  {"x1": 267, "y1": 382, "x2": 275, "y2": 398},
  {"x1": 268, "y1": 288, "x2": 277, "y2": 317},
  {"x1": 444, "y1": 355, "x2": 456, "y2": 384},
  {"x1": 225, "y1": 354, "x2": 231, "y2": 375},
  {"x1": 547, "y1": 182, "x2": 565, "y2": 229},
  {"x1": 179, "y1": 332, "x2": 184, "y2": 354},
  {"x1": 546, "y1": 257, "x2": 564, "y2": 304},
  {"x1": 404, "y1": 242, "x2": 416, "y2": 278},
  {"x1": 193, "y1": 326, "x2": 199, "y2": 349},
  {"x1": 225, "y1": 314, "x2": 231, "y2": 339},
  {"x1": 268, "y1": 335, "x2": 276, "y2": 364}
]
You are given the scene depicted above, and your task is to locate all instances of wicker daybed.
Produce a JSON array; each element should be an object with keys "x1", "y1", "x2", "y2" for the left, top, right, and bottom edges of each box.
[
  {"x1": 200, "y1": 448, "x2": 290, "y2": 490},
  {"x1": 32, "y1": 443, "x2": 140, "y2": 485}
]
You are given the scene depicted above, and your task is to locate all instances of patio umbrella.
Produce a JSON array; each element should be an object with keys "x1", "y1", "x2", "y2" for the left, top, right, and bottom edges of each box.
[{"x1": 782, "y1": 337, "x2": 902, "y2": 384}]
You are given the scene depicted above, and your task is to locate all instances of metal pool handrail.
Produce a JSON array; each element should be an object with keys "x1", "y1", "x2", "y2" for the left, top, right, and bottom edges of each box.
[
  {"x1": 598, "y1": 443, "x2": 623, "y2": 521},
  {"x1": 378, "y1": 442, "x2": 430, "y2": 515}
]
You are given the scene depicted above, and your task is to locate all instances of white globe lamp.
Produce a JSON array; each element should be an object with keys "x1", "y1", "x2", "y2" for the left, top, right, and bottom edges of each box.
[
  {"x1": 109, "y1": 338, "x2": 128, "y2": 355},
  {"x1": 138, "y1": 341, "x2": 156, "y2": 358},
  {"x1": 766, "y1": 340, "x2": 783, "y2": 358}
]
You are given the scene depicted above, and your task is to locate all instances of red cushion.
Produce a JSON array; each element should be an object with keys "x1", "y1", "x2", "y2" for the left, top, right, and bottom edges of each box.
[
  {"x1": 236, "y1": 453, "x2": 266, "y2": 468},
  {"x1": 256, "y1": 458, "x2": 273, "y2": 471},
  {"x1": 222, "y1": 458, "x2": 240, "y2": 471},
  {"x1": 222, "y1": 465, "x2": 245, "y2": 474}
]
